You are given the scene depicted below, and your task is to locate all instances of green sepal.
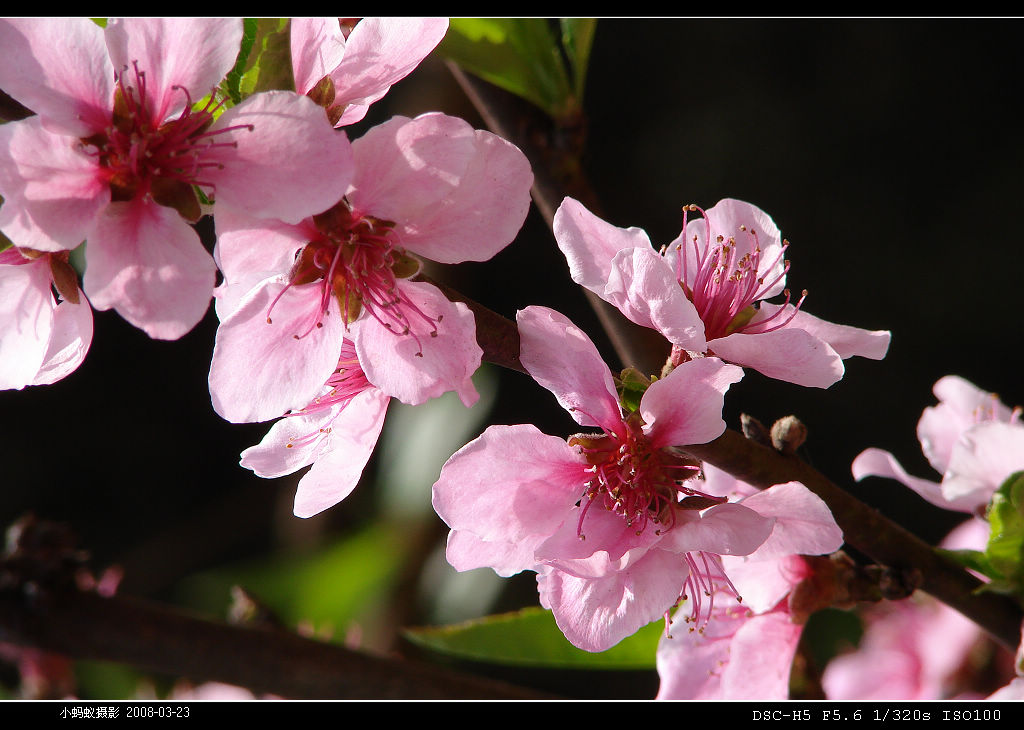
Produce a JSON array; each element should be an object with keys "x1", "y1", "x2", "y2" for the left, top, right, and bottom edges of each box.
[
  {"x1": 725, "y1": 304, "x2": 758, "y2": 335},
  {"x1": 615, "y1": 367, "x2": 653, "y2": 414},
  {"x1": 403, "y1": 606, "x2": 662, "y2": 668},
  {"x1": 983, "y1": 470, "x2": 1024, "y2": 592},
  {"x1": 943, "y1": 471, "x2": 1024, "y2": 603}
]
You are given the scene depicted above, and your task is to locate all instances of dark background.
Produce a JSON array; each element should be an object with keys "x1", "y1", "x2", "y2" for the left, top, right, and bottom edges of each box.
[{"x1": 2, "y1": 19, "x2": 1021, "y2": 697}]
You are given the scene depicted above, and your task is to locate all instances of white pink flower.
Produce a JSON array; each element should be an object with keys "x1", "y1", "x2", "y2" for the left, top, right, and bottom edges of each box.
[
  {"x1": 553, "y1": 197, "x2": 891, "y2": 388},
  {"x1": 208, "y1": 112, "x2": 533, "y2": 423},
  {"x1": 291, "y1": 18, "x2": 449, "y2": 127},
  {"x1": 239, "y1": 339, "x2": 389, "y2": 518},
  {"x1": 656, "y1": 465, "x2": 844, "y2": 699},
  {"x1": 0, "y1": 18, "x2": 351, "y2": 339},
  {"x1": 852, "y1": 375, "x2": 1024, "y2": 515},
  {"x1": 0, "y1": 246, "x2": 92, "y2": 390},
  {"x1": 432, "y1": 305, "x2": 781, "y2": 652}
]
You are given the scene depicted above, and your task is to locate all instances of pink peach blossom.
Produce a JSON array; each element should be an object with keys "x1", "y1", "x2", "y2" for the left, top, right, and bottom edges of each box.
[
  {"x1": 553, "y1": 197, "x2": 890, "y2": 388},
  {"x1": 432, "y1": 305, "x2": 780, "y2": 652},
  {"x1": 208, "y1": 112, "x2": 532, "y2": 423},
  {"x1": 853, "y1": 375, "x2": 1024, "y2": 515},
  {"x1": 238, "y1": 339, "x2": 389, "y2": 518},
  {"x1": 0, "y1": 18, "x2": 351, "y2": 339},
  {"x1": 822, "y1": 520, "x2": 994, "y2": 701},
  {"x1": 291, "y1": 18, "x2": 448, "y2": 127},
  {"x1": 0, "y1": 247, "x2": 92, "y2": 390},
  {"x1": 656, "y1": 465, "x2": 843, "y2": 699}
]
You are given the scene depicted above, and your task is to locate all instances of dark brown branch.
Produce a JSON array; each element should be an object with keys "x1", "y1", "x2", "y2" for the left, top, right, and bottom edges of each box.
[
  {"x1": 0, "y1": 586, "x2": 556, "y2": 699},
  {"x1": 447, "y1": 63, "x2": 1024, "y2": 651}
]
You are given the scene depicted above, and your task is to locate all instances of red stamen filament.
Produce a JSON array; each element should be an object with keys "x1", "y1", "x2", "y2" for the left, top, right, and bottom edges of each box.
[{"x1": 671, "y1": 205, "x2": 808, "y2": 341}]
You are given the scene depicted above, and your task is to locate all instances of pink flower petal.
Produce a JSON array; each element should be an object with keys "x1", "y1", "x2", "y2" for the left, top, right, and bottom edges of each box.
[
  {"x1": 240, "y1": 404, "x2": 340, "y2": 479},
  {"x1": 208, "y1": 279, "x2": 344, "y2": 423},
  {"x1": 659, "y1": 502, "x2": 775, "y2": 557},
  {"x1": 350, "y1": 279, "x2": 481, "y2": 407},
  {"x1": 431, "y1": 424, "x2": 585, "y2": 547},
  {"x1": 291, "y1": 389, "x2": 390, "y2": 517},
  {"x1": 721, "y1": 554, "x2": 804, "y2": 613},
  {"x1": 445, "y1": 529, "x2": 540, "y2": 579},
  {"x1": 0, "y1": 118, "x2": 109, "y2": 252},
  {"x1": 537, "y1": 549, "x2": 689, "y2": 652},
  {"x1": 656, "y1": 598, "x2": 747, "y2": 699},
  {"x1": 290, "y1": 18, "x2": 349, "y2": 96},
  {"x1": 328, "y1": 18, "x2": 449, "y2": 127},
  {"x1": 0, "y1": 256, "x2": 53, "y2": 390},
  {"x1": 105, "y1": 18, "x2": 242, "y2": 122},
  {"x1": 30, "y1": 296, "x2": 93, "y2": 386},
  {"x1": 82, "y1": 200, "x2": 215, "y2": 340},
  {"x1": 640, "y1": 356, "x2": 743, "y2": 448},
  {"x1": 0, "y1": 18, "x2": 112, "y2": 136},
  {"x1": 852, "y1": 447, "x2": 977, "y2": 513},
  {"x1": 605, "y1": 246, "x2": 706, "y2": 351},
  {"x1": 212, "y1": 208, "x2": 311, "y2": 286},
  {"x1": 517, "y1": 305, "x2": 622, "y2": 432},
  {"x1": 943, "y1": 421, "x2": 1024, "y2": 505},
  {"x1": 719, "y1": 609, "x2": 803, "y2": 699},
  {"x1": 657, "y1": 601, "x2": 801, "y2": 700},
  {"x1": 709, "y1": 327, "x2": 845, "y2": 388},
  {"x1": 700, "y1": 197, "x2": 786, "y2": 296},
  {"x1": 536, "y1": 506, "x2": 658, "y2": 577},
  {"x1": 347, "y1": 113, "x2": 533, "y2": 264},
  {"x1": 553, "y1": 196, "x2": 653, "y2": 296},
  {"x1": 697, "y1": 461, "x2": 758, "y2": 500},
  {"x1": 764, "y1": 303, "x2": 891, "y2": 361},
  {"x1": 734, "y1": 481, "x2": 844, "y2": 560},
  {"x1": 205, "y1": 91, "x2": 353, "y2": 225},
  {"x1": 917, "y1": 375, "x2": 1013, "y2": 473}
]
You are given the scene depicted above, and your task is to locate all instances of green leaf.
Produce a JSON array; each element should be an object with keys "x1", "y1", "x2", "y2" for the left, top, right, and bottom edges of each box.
[
  {"x1": 941, "y1": 547, "x2": 997, "y2": 578},
  {"x1": 403, "y1": 606, "x2": 662, "y2": 668},
  {"x1": 441, "y1": 18, "x2": 576, "y2": 119},
  {"x1": 237, "y1": 18, "x2": 295, "y2": 99},
  {"x1": 983, "y1": 470, "x2": 1024, "y2": 590},
  {"x1": 559, "y1": 19, "x2": 597, "y2": 102},
  {"x1": 177, "y1": 523, "x2": 408, "y2": 643}
]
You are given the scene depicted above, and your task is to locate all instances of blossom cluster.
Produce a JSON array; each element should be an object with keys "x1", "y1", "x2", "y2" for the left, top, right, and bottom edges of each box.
[
  {"x1": 828, "y1": 375, "x2": 1024, "y2": 700},
  {"x1": 4, "y1": 17, "x2": 1018, "y2": 702},
  {"x1": 0, "y1": 17, "x2": 532, "y2": 517}
]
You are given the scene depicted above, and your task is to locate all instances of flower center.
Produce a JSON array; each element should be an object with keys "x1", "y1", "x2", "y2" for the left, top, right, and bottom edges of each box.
[
  {"x1": 271, "y1": 199, "x2": 439, "y2": 354},
  {"x1": 284, "y1": 340, "x2": 373, "y2": 450},
  {"x1": 569, "y1": 414, "x2": 717, "y2": 538},
  {"x1": 80, "y1": 62, "x2": 251, "y2": 221},
  {"x1": 668, "y1": 204, "x2": 807, "y2": 341}
]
